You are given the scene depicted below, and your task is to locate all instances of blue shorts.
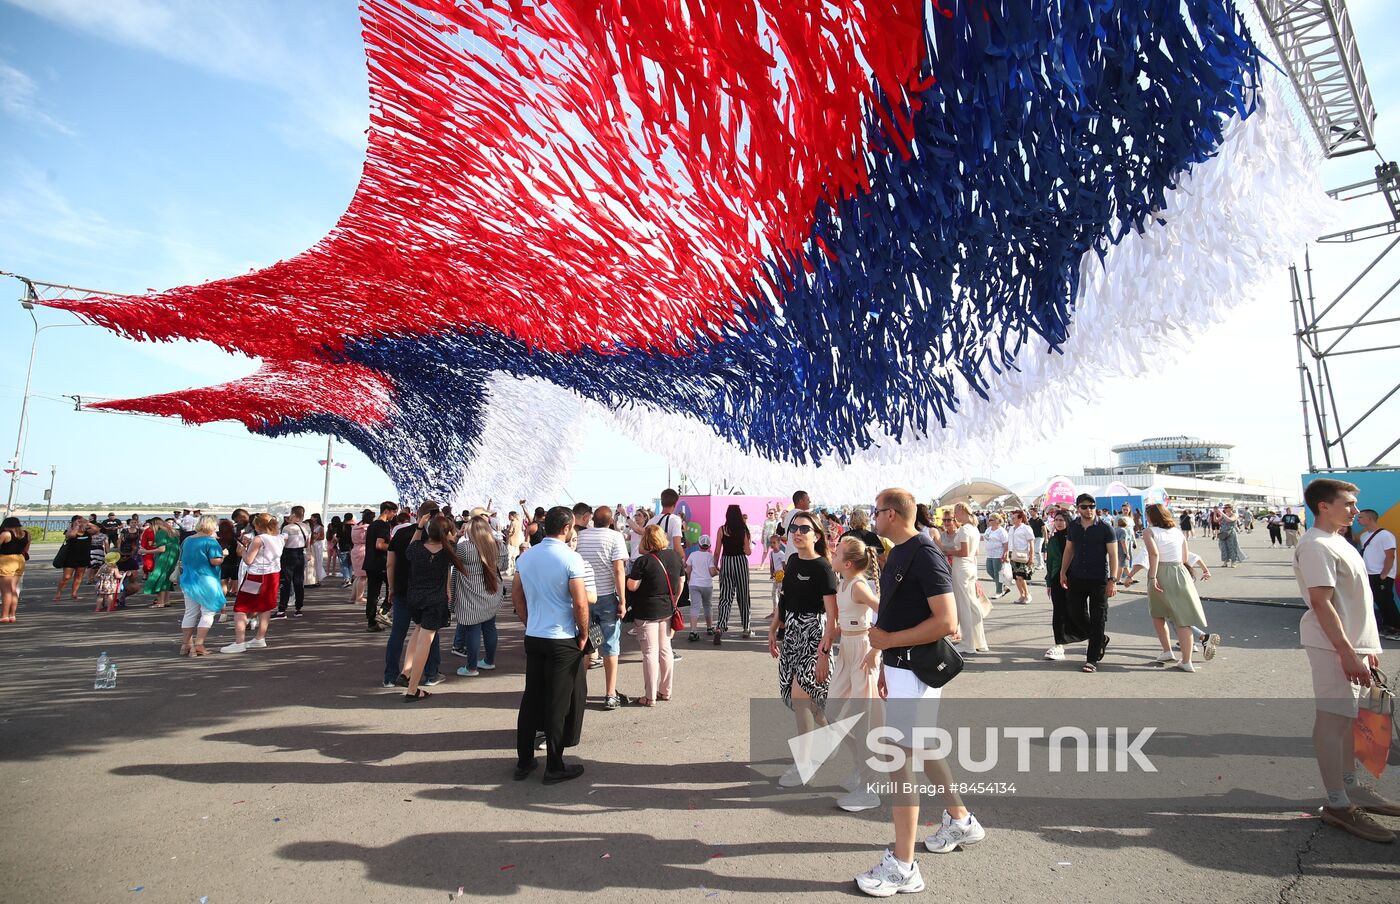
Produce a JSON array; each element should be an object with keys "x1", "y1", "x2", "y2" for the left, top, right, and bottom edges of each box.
[{"x1": 590, "y1": 594, "x2": 622, "y2": 658}]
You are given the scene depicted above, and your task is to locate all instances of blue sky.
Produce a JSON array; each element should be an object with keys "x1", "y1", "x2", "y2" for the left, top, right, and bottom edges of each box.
[{"x1": 1, "y1": 0, "x2": 1398, "y2": 509}]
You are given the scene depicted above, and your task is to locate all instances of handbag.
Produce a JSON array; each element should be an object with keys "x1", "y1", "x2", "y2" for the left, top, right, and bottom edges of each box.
[
  {"x1": 653, "y1": 553, "x2": 686, "y2": 632},
  {"x1": 51, "y1": 540, "x2": 67, "y2": 568},
  {"x1": 891, "y1": 637, "x2": 965, "y2": 689},
  {"x1": 886, "y1": 536, "x2": 964, "y2": 688},
  {"x1": 1355, "y1": 667, "x2": 1398, "y2": 779}
]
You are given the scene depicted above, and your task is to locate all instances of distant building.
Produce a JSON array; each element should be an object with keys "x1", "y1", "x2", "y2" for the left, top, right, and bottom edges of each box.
[
  {"x1": 1063, "y1": 435, "x2": 1296, "y2": 508},
  {"x1": 1099, "y1": 436, "x2": 1234, "y2": 479}
]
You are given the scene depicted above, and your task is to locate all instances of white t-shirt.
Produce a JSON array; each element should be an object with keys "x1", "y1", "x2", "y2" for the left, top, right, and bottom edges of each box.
[
  {"x1": 1149, "y1": 526, "x2": 1185, "y2": 564},
  {"x1": 955, "y1": 523, "x2": 980, "y2": 558},
  {"x1": 685, "y1": 549, "x2": 714, "y2": 589},
  {"x1": 648, "y1": 512, "x2": 685, "y2": 551},
  {"x1": 1295, "y1": 527, "x2": 1380, "y2": 653},
  {"x1": 983, "y1": 526, "x2": 1009, "y2": 559},
  {"x1": 281, "y1": 521, "x2": 309, "y2": 549},
  {"x1": 1359, "y1": 528, "x2": 1397, "y2": 579},
  {"x1": 177, "y1": 514, "x2": 197, "y2": 532},
  {"x1": 1008, "y1": 524, "x2": 1034, "y2": 556}
]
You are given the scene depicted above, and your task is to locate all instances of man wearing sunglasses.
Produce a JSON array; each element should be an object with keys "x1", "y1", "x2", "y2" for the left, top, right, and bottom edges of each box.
[{"x1": 1058, "y1": 493, "x2": 1118, "y2": 673}]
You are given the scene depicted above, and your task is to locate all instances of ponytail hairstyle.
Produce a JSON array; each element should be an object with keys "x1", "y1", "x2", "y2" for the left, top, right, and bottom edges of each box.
[
  {"x1": 253, "y1": 513, "x2": 278, "y2": 534},
  {"x1": 426, "y1": 515, "x2": 467, "y2": 573},
  {"x1": 468, "y1": 515, "x2": 501, "y2": 594},
  {"x1": 838, "y1": 535, "x2": 881, "y2": 585}
]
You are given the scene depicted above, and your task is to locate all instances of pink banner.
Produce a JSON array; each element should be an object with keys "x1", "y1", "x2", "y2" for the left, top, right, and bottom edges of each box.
[{"x1": 1044, "y1": 476, "x2": 1077, "y2": 508}]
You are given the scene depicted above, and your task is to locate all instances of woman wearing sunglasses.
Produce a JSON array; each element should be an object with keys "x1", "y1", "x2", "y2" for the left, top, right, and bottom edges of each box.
[{"x1": 770, "y1": 510, "x2": 839, "y2": 788}]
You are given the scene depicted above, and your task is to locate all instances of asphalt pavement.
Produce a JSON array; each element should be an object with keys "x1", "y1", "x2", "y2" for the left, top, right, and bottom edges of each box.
[{"x1": 1, "y1": 530, "x2": 1396, "y2": 903}]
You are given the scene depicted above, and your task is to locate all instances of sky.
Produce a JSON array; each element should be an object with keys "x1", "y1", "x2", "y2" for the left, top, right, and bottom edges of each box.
[{"x1": 1, "y1": 0, "x2": 1398, "y2": 510}]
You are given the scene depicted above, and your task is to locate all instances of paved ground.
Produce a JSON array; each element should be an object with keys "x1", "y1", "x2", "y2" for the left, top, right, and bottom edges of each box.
[{"x1": 2, "y1": 530, "x2": 1397, "y2": 903}]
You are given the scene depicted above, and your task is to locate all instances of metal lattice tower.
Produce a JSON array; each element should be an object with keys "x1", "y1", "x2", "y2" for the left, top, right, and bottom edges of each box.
[{"x1": 1254, "y1": 0, "x2": 1377, "y2": 158}]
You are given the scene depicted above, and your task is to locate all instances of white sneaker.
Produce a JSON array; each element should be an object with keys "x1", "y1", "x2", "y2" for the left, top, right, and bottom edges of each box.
[
  {"x1": 778, "y1": 764, "x2": 805, "y2": 788},
  {"x1": 855, "y1": 851, "x2": 925, "y2": 897},
  {"x1": 1043, "y1": 646, "x2": 1064, "y2": 661},
  {"x1": 1155, "y1": 651, "x2": 1178, "y2": 663},
  {"x1": 1173, "y1": 661, "x2": 1197, "y2": 673},
  {"x1": 247, "y1": 638, "x2": 267, "y2": 649},
  {"x1": 924, "y1": 810, "x2": 986, "y2": 853},
  {"x1": 1201, "y1": 634, "x2": 1221, "y2": 661},
  {"x1": 220, "y1": 642, "x2": 247, "y2": 654},
  {"x1": 838, "y1": 789, "x2": 881, "y2": 812}
]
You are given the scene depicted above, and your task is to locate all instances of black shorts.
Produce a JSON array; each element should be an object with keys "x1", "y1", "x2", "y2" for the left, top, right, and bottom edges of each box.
[{"x1": 411, "y1": 601, "x2": 451, "y2": 631}]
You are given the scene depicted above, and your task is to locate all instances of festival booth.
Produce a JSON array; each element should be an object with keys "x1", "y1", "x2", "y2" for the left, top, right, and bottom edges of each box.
[
  {"x1": 1021, "y1": 476, "x2": 1078, "y2": 514},
  {"x1": 675, "y1": 494, "x2": 785, "y2": 564},
  {"x1": 1095, "y1": 481, "x2": 1144, "y2": 520},
  {"x1": 1303, "y1": 469, "x2": 1400, "y2": 616},
  {"x1": 933, "y1": 478, "x2": 1024, "y2": 511}
]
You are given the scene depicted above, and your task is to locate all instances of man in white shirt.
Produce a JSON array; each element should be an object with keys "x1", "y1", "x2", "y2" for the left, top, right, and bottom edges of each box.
[
  {"x1": 574, "y1": 506, "x2": 629, "y2": 709},
  {"x1": 1006, "y1": 510, "x2": 1036, "y2": 604},
  {"x1": 1357, "y1": 508, "x2": 1399, "y2": 639},
  {"x1": 1294, "y1": 479, "x2": 1398, "y2": 842},
  {"x1": 982, "y1": 513, "x2": 1010, "y2": 598},
  {"x1": 648, "y1": 488, "x2": 686, "y2": 557},
  {"x1": 684, "y1": 535, "x2": 715, "y2": 641},
  {"x1": 276, "y1": 506, "x2": 310, "y2": 617}
]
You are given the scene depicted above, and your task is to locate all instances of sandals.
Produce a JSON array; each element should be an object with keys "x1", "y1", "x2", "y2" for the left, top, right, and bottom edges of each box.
[
  {"x1": 688, "y1": 631, "x2": 699, "y2": 642},
  {"x1": 1081, "y1": 662, "x2": 1097, "y2": 673},
  {"x1": 403, "y1": 689, "x2": 433, "y2": 702},
  {"x1": 193, "y1": 646, "x2": 209, "y2": 657},
  {"x1": 655, "y1": 694, "x2": 670, "y2": 702},
  {"x1": 179, "y1": 644, "x2": 192, "y2": 657}
]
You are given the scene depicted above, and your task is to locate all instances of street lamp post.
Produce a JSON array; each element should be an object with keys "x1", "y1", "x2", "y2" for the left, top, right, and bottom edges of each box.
[
  {"x1": 44, "y1": 466, "x2": 56, "y2": 534},
  {"x1": 4, "y1": 288, "x2": 85, "y2": 518},
  {"x1": 4, "y1": 289, "x2": 40, "y2": 518}
]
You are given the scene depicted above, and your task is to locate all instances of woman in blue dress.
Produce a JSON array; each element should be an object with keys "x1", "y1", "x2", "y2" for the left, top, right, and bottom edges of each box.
[{"x1": 178, "y1": 516, "x2": 227, "y2": 656}]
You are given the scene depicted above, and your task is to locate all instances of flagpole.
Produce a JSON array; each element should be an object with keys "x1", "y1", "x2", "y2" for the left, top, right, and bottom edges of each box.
[{"x1": 321, "y1": 437, "x2": 333, "y2": 524}]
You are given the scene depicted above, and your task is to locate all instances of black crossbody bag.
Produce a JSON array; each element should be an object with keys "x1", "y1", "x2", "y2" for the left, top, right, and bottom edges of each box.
[{"x1": 884, "y1": 536, "x2": 963, "y2": 688}]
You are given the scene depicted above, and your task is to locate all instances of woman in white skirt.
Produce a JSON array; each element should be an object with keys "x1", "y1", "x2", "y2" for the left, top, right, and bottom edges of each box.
[
  {"x1": 304, "y1": 513, "x2": 327, "y2": 587},
  {"x1": 830, "y1": 536, "x2": 882, "y2": 812},
  {"x1": 1143, "y1": 503, "x2": 1210, "y2": 672},
  {"x1": 948, "y1": 503, "x2": 987, "y2": 654}
]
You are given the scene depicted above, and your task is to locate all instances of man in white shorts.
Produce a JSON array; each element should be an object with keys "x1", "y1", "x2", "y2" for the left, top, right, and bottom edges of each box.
[
  {"x1": 856, "y1": 488, "x2": 985, "y2": 897},
  {"x1": 1295, "y1": 478, "x2": 1399, "y2": 843}
]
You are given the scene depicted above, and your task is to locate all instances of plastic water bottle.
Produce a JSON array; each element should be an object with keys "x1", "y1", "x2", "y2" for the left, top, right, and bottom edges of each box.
[{"x1": 94, "y1": 652, "x2": 117, "y2": 690}]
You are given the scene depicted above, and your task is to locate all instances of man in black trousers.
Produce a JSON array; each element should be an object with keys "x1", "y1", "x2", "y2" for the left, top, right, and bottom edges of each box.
[
  {"x1": 512, "y1": 506, "x2": 591, "y2": 784},
  {"x1": 1058, "y1": 493, "x2": 1118, "y2": 673}
]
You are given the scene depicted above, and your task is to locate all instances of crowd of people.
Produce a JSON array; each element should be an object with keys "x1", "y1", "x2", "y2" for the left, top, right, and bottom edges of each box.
[{"x1": 0, "y1": 477, "x2": 1397, "y2": 884}]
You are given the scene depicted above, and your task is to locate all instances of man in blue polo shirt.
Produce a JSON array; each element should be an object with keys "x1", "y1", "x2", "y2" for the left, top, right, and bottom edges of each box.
[
  {"x1": 513, "y1": 506, "x2": 590, "y2": 784},
  {"x1": 1059, "y1": 493, "x2": 1119, "y2": 672}
]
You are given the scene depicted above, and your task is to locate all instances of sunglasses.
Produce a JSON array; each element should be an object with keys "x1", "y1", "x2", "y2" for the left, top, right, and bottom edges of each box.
[
  {"x1": 1077, "y1": 504, "x2": 1095, "y2": 510},
  {"x1": 790, "y1": 524, "x2": 815, "y2": 535}
]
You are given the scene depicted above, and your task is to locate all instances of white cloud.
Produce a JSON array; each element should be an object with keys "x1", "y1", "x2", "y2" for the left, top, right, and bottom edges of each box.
[
  {"x1": 3, "y1": 0, "x2": 367, "y2": 150},
  {"x1": 0, "y1": 56, "x2": 76, "y2": 135}
]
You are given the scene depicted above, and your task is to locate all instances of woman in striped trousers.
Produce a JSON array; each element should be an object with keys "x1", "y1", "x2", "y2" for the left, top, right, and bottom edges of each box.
[{"x1": 713, "y1": 504, "x2": 754, "y2": 644}]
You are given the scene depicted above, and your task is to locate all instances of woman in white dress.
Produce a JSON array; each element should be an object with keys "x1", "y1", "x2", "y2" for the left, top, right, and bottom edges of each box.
[
  {"x1": 304, "y1": 513, "x2": 327, "y2": 586},
  {"x1": 948, "y1": 503, "x2": 988, "y2": 654}
]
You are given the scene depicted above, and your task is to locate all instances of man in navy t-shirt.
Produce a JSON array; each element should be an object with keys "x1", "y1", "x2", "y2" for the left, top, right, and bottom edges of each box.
[
  {"x1": 858, "y1": 488, "x2": 986, "y2": 897},
  {"x1": 1059, "y1": 493, "x2": 1118, "y2": 671}
]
